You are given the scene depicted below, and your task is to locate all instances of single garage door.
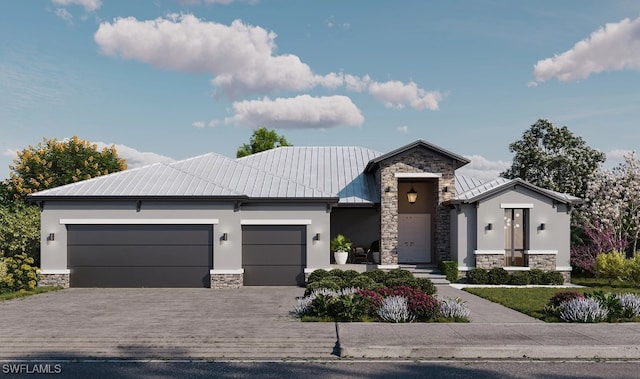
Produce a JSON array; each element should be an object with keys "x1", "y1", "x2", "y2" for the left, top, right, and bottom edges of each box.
[
  {"x1": 67, "y1": 224, "x2": 212, "y2": 288},
  {"x1": 242, "y1": 225, "x2": 306, "y2": 286}
]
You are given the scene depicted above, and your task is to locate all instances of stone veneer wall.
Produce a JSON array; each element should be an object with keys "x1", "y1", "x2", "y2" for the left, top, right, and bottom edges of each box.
[
  {"x1": 475, "y1": 253, "x2": 504, "y2": 269},
  {"x1": 210, "y1": 274, "x2": 243, "y2": 289},
  {"x1": 527, "y1": 254, "x2": 556, "y2": 271},
  {"x1": 38, "y1": 274, "x2": 70, "y2": 288},
  {"x1": 379, "y1": 148, "x2": 456, "y2": 265}
]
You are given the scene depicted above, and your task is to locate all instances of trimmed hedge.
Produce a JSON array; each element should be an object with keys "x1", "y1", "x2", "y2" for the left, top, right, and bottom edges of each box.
[
  {"x1": 464, "y1": 268, "x2": 566, "y2": 285},
  {"x1": 438, "y1": 260, "x2": 459, "y2": 283},
  {"x1": 305, "y1": 269, "x2": 436, "y2": 296}
]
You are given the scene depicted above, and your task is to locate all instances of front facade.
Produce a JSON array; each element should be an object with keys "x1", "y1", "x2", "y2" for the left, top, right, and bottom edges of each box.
[{"x1": 31, "y1": 140, "x2": 578, "y2": 288}]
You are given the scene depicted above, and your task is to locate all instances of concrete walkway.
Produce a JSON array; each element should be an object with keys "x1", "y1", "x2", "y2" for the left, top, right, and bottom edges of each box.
[{"x1": 3, "y1": 286, "x2": 640, "y2": 360}]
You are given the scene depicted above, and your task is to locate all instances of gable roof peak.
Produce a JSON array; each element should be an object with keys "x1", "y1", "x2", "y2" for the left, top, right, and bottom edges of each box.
[{"x1": 364, "y1": 139, "x2": 470, "y2": 172}]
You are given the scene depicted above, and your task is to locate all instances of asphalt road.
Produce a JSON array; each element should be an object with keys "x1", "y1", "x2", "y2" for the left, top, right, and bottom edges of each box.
[{"x1": 2, "y1": 360, "x2": 640, "y2": 379}]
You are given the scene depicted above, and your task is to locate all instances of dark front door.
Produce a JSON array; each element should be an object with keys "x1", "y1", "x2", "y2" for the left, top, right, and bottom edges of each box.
[
  {"x1": 242, "y1": 225, "x2": 306, "y2": 286},
  {"x1": 67, "y1": 224, "x2": 212, "y2": 288}
]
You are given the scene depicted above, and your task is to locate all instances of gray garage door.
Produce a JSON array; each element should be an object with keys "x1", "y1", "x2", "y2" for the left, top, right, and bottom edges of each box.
[
  {"x1": 67, "y1": 224, "x2": 212, "y2": 288},
  {"x1": 242, "y1": 225, "x2": 306, "y2": 286}
]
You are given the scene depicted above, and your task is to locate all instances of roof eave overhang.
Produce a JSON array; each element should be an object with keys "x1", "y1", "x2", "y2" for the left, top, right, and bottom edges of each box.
[{"x1": 28, "y1": 195, "x2": 249, "y2": 202}]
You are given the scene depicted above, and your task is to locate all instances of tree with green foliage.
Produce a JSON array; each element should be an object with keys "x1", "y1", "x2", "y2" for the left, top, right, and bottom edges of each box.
[
  {"x1": 0, "y1": 203, "x2": 40, "y2": 262},
  {"x1": 501, "y1": 119, "x2": 606, "y2": 199},
  {"x1": 7, "y1": 136, "x2": 127, "y2": 200},
  {"x1": 236, "y1": 127, "x2": 291, "y2": 158}
]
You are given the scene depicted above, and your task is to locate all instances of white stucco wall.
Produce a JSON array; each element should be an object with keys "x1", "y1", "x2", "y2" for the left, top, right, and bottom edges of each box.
[{"x1": 40, "y1": 200, "x2": 331, "y2": 273}]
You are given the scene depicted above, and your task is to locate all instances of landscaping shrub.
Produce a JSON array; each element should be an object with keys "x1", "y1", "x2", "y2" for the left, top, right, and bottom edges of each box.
[
  {"x1": 0, "y1": 254, "x2": 38, "y2": 293},
  {"x1": 377, "y1": 296, "x2": 414, "y2": 323},
  {"x1": 339, "y1": 269, "x2": 361, "y2": 282},
  {"x1": 549, "y1": 291, "x2": 584, "y2": 307},
  {"x1": 306, "y1": 269, "x2": 329, "y2": 284},
  {"x1": 439, "y1": 297, "x2": 470, "y2": 320},
  {"x1": 362, "y1": 269, "x2": 388, "y2": 284},
  {"x1": 384, "y1": 277, "x2": 418, "y2": 289},
  {"x1": 355, "y1": 289, "x2": 384, "y2": 316},
  {"x1": 626, "y1": 255, "x2": 640, "y2": 285},
  {"x1": 378, "y1": 286, "x2": 439, "y2": 320},
  {"x1": 509, "y1": 271, "x2": 530, "y2": 285},
  {"x1": 304, "y1": 279, "x2": 341, "y2": 296},
  {"x1": 528, "y1": 268, "x2": 545, "y2": 285},
  {"x1": 322, "y1": 275, "x2": 346, "y2": 288},
  {"x1": 328, "y1": 293, "x2": 370, "y2": 322},
  {"x1": 488, "y1": 267, "x2": 509, "y2": 285},
  {"x1": 594, "y1": 250, "x2": 628, "y2": 283},
  {"x1": 386, "y1": 269, "x2": 414, "y2": 280},
  {"x1": 438, "y1": 260, "x2": 459, "y2": 283},
  {"x1": 585, "y1": 291, "x2": 623, "y2": 321},
  {"x1": 466, "y1": 268, "x2": 488, "y2": 284},
  {"x1": 328, "y1": 268, "x2": 344, "y2": 278},
  {"x1": 617, "y1": 293, "x2": 640, "y2": 318},
  {"x1": 559, "y1": 297, "x2": 609, "y2": 323},
  {"x1": 542, "y1": 271, "x2": 565, "y2": 285},
  {"x1": 348, "y1": 275, "x2": 378, "y2": 290},
  {"x1": 415, "y1": 277, "x2": 437, "y2": 295}
]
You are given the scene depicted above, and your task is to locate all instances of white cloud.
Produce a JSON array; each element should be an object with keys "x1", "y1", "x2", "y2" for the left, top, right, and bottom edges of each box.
[
  {"x1": 192, "y1": 121, "x2": 205, "y2": 128},
  {"x1": 456, "y1": 155, "x2": 511, "y2": 181},
  {"x1": 54, "y1": 8, "x2": 73, "y2": 21},
  {"x1": 368, "y1": 80, "x2": 442, "y2": 111},
  {"x1": 2, "y1": 149, "x2": 17, "y2": 158},
  {"x1": 397, "y1": 126, "x2": 408, "y2": 133},
  {"x1": 534, "y1": 16, "x2": 640, "y2": 83},
  {"x1": 208, "y1": 119, "x2": 221, "y2": 127},
  {"x1": 344, "y1": 74, "x2": 370, "y2": 92},
  {"x1": 93, "y1": 142, "x2": 175, "y2": 169},
  {"x1": 226, "y1": 95, "x2": 364, "y2": 129},
  {"x1": 52, "y1": 0, "x2": 101, "y2": 12},
  {"x1": 94, "y1": 14, "x2": 342, "y2": 98}
]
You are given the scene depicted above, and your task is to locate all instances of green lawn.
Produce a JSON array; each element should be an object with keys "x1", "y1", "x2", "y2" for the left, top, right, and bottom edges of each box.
[
  {"x1": 0, "y1": 286, "x2": 62, "y2": 302},
  {"x1": 465, "y1": 279, "x2": 640, "y2": 322}
]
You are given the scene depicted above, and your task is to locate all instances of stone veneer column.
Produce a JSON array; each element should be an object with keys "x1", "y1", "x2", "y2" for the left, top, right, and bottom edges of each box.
[
  {"x1": 527, "y1": 254, "x2": 557, "y2": 271},
  {"x1": 38, "y1": 273, "x2": 70, "y2": 288},
  {"x1": 379, "y1": 148, "x2": 456, "y2": 265}
]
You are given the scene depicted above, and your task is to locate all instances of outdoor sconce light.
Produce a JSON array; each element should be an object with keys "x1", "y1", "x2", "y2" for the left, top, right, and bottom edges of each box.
[
  {"x1": 48, "y1": 233, "x2": 55, "y2": 241},
  {"x1": 384, "y1": 186, "x2": 391, "y2": 193},
  {"x1": 407, "y1": 184, "x2": 418, "y2": 204},
  {"x1": 540, "y1": 223, "x2": 546, "y2": 231},
  {"x1": 443, "y1": 186, "x2": 449, "y2": 193},
  {"x1": 487, "y1": 223, "x2": 493, "y2": 231},
  {"x1": 221, "y1": 233, "x2": 228, "y2": 241},
  {"x1": 313, "y1": 233, "x2": 320, "y2": 241}
]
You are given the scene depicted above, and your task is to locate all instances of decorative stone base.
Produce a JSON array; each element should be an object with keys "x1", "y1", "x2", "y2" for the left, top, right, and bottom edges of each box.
[
  {"x1": 210, "y1": 274, "x2": 243, "y2": 289},
  {"x1": 527, "y1": 254, "x2": 557, "y2": 271},
  {"x1": 475, "y1": 253, "x2": 504, "y2": 269},
  {"x1": 38, "y1": 273, "x2": 70, "y2": 288}
]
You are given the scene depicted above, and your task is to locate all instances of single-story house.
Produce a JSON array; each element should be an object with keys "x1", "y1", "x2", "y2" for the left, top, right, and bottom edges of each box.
[{"x1": 30, "y1": 140, "x2": 579, "y2": 288}]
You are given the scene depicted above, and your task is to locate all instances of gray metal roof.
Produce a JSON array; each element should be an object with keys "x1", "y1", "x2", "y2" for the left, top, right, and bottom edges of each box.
[
  {"x1": 452, "y1": 174, "x2": 581, "y2": 204},
  {"x1": 238, "y1": 146, "x2": 383, "y2": 204},
  {"x1": 30, "y1": 152, "x2": 336, "y2": 200}
]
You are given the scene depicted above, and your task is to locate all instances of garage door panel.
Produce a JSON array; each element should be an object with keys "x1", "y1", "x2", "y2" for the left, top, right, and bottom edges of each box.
[
  {"x1": 68, "y1": 224, "x2": 212, "y2": 246},
  {"x1": 241, "y1": 245, "x2": 305, "y2": 266},
  {"x1": 70, "y1": 267, "x2": 210, "y2": 288},
  {"x1": 68, "y1": 245, "x2": 212, "y2": 267},
  {"x1": 242, "y1": 265, "x2": 305, "y2": 286},
  {"x1": 241, "y1": 225, "x2": 306, "y2": 245}
]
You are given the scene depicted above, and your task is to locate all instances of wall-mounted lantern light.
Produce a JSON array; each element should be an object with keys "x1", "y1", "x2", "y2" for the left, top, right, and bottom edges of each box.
[
  {"x1": 487, "y1": 223, "x2": 493, "y2": 231},
  {"x1": 48, "y1": 233, "x2": 55, "y2": 241},
  {"x1": 443, "y1": 186, "x2": 449, "y2": 193},
  {"x1": 407, "y1": 184, "x2": 418, "y2": 204},
  {"x1": 540, "y1": 223, "x2": 546, "y2": 231},
  {"x1": 220, "y1": 233, "x2": 228, "y2": 241},
  {"x1": 313, "y1": 233, "x2": 320, "y2": 241}
]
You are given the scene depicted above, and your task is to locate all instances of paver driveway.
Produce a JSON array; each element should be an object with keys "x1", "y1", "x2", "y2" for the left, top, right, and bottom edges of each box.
[{"x1": 0, "y1": 288, "x2": 338, "y2": 359}]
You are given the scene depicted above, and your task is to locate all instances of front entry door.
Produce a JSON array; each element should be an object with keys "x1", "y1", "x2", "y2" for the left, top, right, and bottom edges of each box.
[{"x1": 398, "y1": 214, "x2": 431, "y2": 263}]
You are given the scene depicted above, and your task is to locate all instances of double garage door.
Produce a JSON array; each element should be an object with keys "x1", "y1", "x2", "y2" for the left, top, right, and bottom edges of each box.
[{"x1": 67, "y1": 224, "x2": 306, "y2": 287}]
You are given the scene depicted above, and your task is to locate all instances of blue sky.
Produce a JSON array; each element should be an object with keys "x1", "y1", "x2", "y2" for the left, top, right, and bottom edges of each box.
[{"x1": 2, "y1": 0, "x2": 640, "y2": 181}]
